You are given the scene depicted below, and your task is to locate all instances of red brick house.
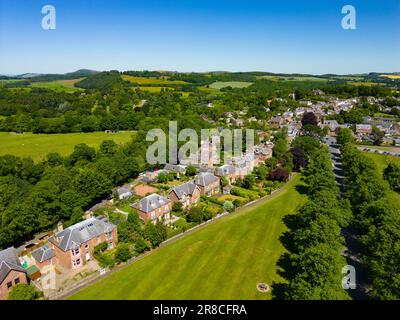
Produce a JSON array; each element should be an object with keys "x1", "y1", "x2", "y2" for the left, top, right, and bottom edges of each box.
[
  {"x1": 194, "y1": 172, "x2": 220, "y2": 196},
  {"x1": 168, "y1": 181, "x2": 201, "y2": 210},
  {"x1": 0, "y1": 247, "x2": 28, "y2": 300},
  {"x1": 48, "y1": 217, "x2": 117, "y2": 270},
  {"x1": 132, "y1": 193, "x2": 172, "y2": 223}
]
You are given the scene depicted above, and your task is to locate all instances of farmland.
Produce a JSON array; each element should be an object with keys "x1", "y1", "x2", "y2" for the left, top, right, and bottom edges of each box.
[
  {"x1": 122, "y1": 75, "x2": 187, "y2": 85},
  {"x1": 69, "y1": 175, "x2": 306, "y2": 300},
  {"x1": 209, "y1": 81, "x2": 253, "y2": 89},
  {"x1": 0, "y1": 131, "x2": 135, "y2": 161}
]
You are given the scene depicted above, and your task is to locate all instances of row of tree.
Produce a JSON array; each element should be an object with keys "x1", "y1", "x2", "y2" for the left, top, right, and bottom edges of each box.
[
  {"x1": 273, "y1": 134, "x2": 351, "y2": 299},
  {"x1": 338, "y1": 128, "x2": 400, "y2": 299}
]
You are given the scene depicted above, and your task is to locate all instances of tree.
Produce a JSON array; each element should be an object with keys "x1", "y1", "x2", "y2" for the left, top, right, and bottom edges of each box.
[
  {"x1": 186, "y1": 165, "x2": 196, "y2": 177},
  {"x1": 186, "y1": 207, "x2": 204, "y2": 224},
  {"x1": 115, "y1": 243, "x2": 132, "y2": 263},
  {"x1": 220, "y1": 176, "x2": 229, "y2": 188},
  {"x1": 99, "y1": 140, "x2": 118, "y2": 156},
  {"x1": 242, "y1": 174, "x2": 255, "y2": 189},
  {"x1": 383, "y1": 163, "x2": 400, "y2": 192},
  {"x1": 336, "y1": 127, "x2": 354, "y2": 146},
  {"x1": 157, "y1": 172, "x2": 168, "y2": 183},
  {"x1": 172, "y1": 201, "x2": 183, "y2": 213},
  {"x1": 371, "y1": 125, "x2": 384, "y2": 146},
  {"x1": 268, "y1": 168, "x2": 289, "y2": 182},
  {"x1": 301, "y1": 112, "x2": 318, "y2": 127},
  {"x1": 8, "y1": 284, "x2": 37, "y2": 300}
]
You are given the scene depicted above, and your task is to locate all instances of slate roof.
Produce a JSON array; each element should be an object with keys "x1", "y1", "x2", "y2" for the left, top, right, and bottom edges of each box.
[
  {"x1": 215, "y1": 165, "x2": 236, "y2": 177},
  {"x1": 31, "y1": 244, "x2": 56, "y2": 263},
  {"x1": 194, "y1": 172, "x2": 219, "y2": 187},
  {"x1": 164, "y1": 164, "x2": 187, "y2": 173},
  {"x1": 116, "y1": 186, "x2": 133, "y2": 196},
  {"x1": 49, "y1": 217, "x2": 116, "y2": 252},
  {"x1": 170, "y1": 181, "x2": 199, "y2": 200},
  {"x1": 0, "y1": 247, "x2": 26, "y2": 284},
  {"x1": 132, "y1": 193, "x2": 170, "y2": 213}
]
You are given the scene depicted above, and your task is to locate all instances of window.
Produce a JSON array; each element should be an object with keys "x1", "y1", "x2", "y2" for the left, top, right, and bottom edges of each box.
[
  {"x1": 73, "y1": 258, "x2": 81, "y2": 267},
  {"x1": 7, "y1": 282, "x2": 12, "y2": 289},
  {"x1": 72, "y1": 247, "x2": 80, "y2": 256},
  {"x1": 14, "y1": 278, "x2": 20, "y2": 285},
  {"x1": 84, "y1": 242, "x2": 88, "y2": 249}
]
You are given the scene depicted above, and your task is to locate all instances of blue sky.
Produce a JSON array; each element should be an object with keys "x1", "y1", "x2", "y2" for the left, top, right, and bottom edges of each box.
[{"x1": 0, "y1": 0, "x2": 399, "y2": 74}]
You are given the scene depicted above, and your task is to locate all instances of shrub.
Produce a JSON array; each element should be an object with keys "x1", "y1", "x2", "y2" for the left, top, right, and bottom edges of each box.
[
  {"x1": 268, "y1": 167, "x2": 289, "y2": 182},
  {"x1": 223, "y1": 201, "x2": 235, "y2": 213},
  {"x1": 8, "y1": 284, "x2": 38, "y2": 300},
  {"x1": 134, "y1": 238, "x2": 150, "y2": 254},
  {"x1": 115, "y1": 243, "x2": 132, "y2": 263}
]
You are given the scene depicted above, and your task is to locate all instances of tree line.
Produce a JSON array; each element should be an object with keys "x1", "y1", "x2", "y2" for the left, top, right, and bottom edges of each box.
[{"x1": 338, "y1": 128, "x2": 400, "y2": 299}]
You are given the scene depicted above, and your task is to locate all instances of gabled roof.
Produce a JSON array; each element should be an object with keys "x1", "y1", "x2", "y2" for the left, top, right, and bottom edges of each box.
[
  {"x1": 194, "y1": 172, "x2": 219, "y2": 187},
  {"x1": 0, "y1": 247, "x2": 26, "y2": 284},
  {"x1": 31, "y1": 244, "x2": 56, "y2": 263},
  {"x1": 132, "y1": 193, "x2": 170, "y2": 213},
  {"x1": 170, "y1": 181, "x2": 199, "y2": 200},
  {"x1": 215, "y1": 165, "x2": 235, "y2": 177},
  {"x1": 49, "y1": 217, "x2": 115, "y2": 252},
  {"x1": 164, "y1": 164, "x2": 187, "y2": 173}
]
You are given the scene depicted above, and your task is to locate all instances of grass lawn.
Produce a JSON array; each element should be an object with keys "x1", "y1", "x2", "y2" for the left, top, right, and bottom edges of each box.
[
  {"x1": 0, "y1": 131, "x2": 135, "y2": 161},
  {"x1": 209, "y1": 81, "x2": 253, "y2": 90},
  {"x1": 69, "y1": 174, "x2": 307, "y2": 300}
]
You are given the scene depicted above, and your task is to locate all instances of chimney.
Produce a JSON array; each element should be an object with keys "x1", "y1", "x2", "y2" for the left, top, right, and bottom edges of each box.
[{"x1": 57, "y1": 222, "x2": 63, "y2": 233}]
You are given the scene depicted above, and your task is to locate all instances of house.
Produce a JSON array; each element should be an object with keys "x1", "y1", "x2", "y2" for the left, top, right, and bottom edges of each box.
[
  {"x1": 355, "y1": 124, "x2": 373, "y2": 135},
  {"x1": 168, "y1": 181, "x2": 201, "y2": 209},
  {"x1": 115, "y1": 186, "x2": 134, "y2": 200},
  {"x1": 132, "y1": 193, "x2": 172, "y2": 223},
  {"x1": 31, "y1": 244, "x2": 56, "y2": 270},
  {"x1": 254, "y1": 145, "x2": 273, "y2": 165},
  {"x1": 194, "y1": 172, "x2": 220, "y2": 196},
  {"x1": 164, "y1": 164, "x2": 187, "y2": 178},
  {"x1": 215, "y1": 164, "x2": 237, "y2": 184},
  {"x1": 48, "y1": 217, "x2": 117, "y2": 270},
  {"x1": 0, "y1": 247, "x2": 28, "y2": 300}
]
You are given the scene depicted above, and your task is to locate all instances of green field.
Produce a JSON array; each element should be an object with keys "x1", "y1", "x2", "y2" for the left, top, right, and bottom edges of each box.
[
  {"x1": 0, "y1": 131, "x2": 135, "y2": 161},
  {"x1": 209, "y1": 81, "x2": 253, "y2": 89},
  {"x1": 122, "y1": 75, "x2": 187, "y2": 85},
  {"x1": 69, "y1": 175, "x2": 306, "y2": 300},
  {"x1": 256, "y1": 75, "x2": 328, "y2": 82},
  {"x1": 29, "y1": 79, "x2": 84, "y2": 92}
]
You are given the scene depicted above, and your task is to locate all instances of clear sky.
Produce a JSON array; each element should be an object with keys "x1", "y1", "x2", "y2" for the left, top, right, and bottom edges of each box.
[{"x1": 0, "y1": 0, "x2": 399, "y2": 75}]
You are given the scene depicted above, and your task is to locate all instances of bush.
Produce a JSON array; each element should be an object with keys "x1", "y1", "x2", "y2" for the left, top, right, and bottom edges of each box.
[
  {"x1": 268, "y1": 167, "x2": 289, "y2": 182},
  {"x1": 134, "y1": 238, "x2": 150, "y2": 254},
  {"x1": 8, "y1": 284, "x2": 38, "y2": 300},
  {"x1": 115, "y1": 243, "x2": 132, "y2": 263},
  {"x1": 223, "y1": 201, "x2": 235, "y2": 213}
]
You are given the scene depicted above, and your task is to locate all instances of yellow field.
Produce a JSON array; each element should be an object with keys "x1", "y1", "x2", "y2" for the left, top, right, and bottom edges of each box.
[
  {"x1": 122, "y1": 75, "x2": 187, "y2": 85},
  {"x1": 380, "y1": 74, "x2": 400, "y2": 79}
]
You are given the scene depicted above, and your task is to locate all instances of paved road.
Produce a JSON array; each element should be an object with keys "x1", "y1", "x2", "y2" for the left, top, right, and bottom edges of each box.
[{"x1": 324, "y1": 136, "x2": 370, "y2": 300}]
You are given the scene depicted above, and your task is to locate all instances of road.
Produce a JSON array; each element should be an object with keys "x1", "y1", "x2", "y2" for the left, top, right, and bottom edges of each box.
[{"x1": 324, "y1": 136, "x2": 370, "y2": 300}]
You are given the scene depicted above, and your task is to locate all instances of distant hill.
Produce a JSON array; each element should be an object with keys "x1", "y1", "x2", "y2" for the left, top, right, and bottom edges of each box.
[{"x1": 13, "y1": 69, "x2": 99, "y2": 82}]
